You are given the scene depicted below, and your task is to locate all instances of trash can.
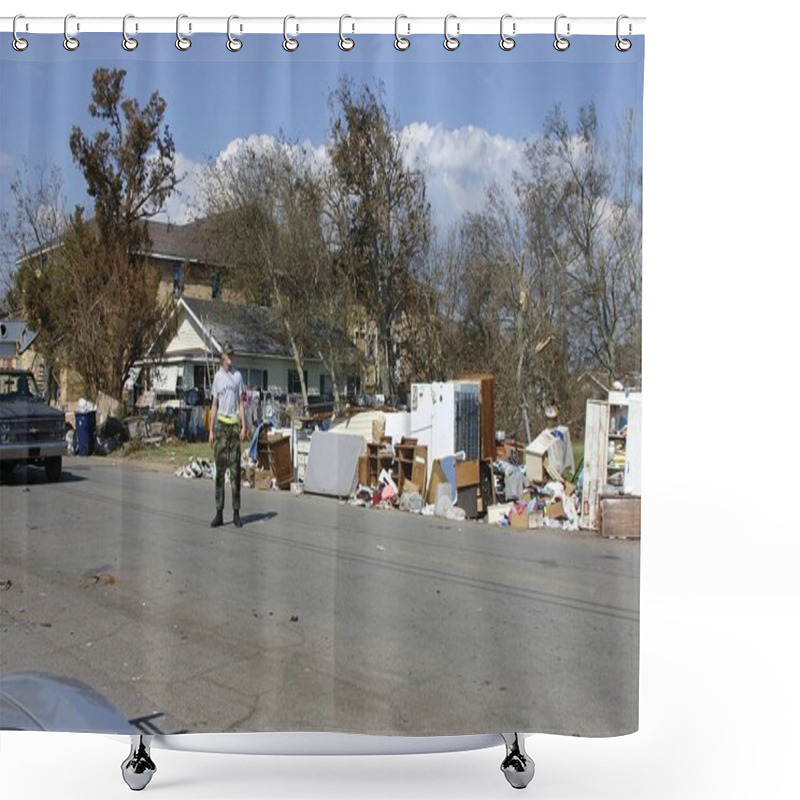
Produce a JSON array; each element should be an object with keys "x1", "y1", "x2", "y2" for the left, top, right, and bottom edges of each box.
[{"x1": 74, "y1": 410, "x2": 96, "y2": 456}]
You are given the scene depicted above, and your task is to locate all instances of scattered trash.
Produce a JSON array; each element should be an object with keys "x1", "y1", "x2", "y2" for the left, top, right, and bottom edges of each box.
[{"x1": 174, "y1": 458, "x2": 214, "y2": 480}]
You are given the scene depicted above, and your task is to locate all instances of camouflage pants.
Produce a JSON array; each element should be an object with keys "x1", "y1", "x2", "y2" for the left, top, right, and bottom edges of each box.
[{"x1": 214, "y1": 422, "x2": 241, "y2": 512}]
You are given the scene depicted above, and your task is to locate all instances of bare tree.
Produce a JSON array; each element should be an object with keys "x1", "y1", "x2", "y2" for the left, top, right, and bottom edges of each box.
[
  {"x1": 327, "y1": 80, "x2": 431, "y2": 400},
  {"x1": 199, "y1": 138, "x2": 327, "y2": 408},
  {"x1": 0, "y1": 162, "x2": 68, "y2": 309},
  {"x1": 524, "y1": 103, "x2": 642, "y2": 382}
]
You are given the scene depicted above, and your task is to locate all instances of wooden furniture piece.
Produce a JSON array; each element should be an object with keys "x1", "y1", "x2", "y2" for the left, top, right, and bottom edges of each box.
[
  {"x1": 395, "y1": 439, "x2": 428, "y2": 495},
  {"x1": 366, "y1": 440, "x2": 395, "y2": 487},
  {"x1": 256, "y1": 432, "x2": 293, "y2": 489},
  {"x1": 581, "y1": 391, "x2": 642, "y2": 531}
]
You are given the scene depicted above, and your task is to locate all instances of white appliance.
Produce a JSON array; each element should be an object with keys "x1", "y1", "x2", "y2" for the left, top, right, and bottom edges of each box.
[{"x1": 410, "y1": 382, "x2": 481, "y2": 491}]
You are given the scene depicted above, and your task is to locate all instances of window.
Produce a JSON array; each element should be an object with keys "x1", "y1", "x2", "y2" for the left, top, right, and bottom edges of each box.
[
  {"x1": 346, "y1": 375, "x2": 361, "y2": 399},
  {"x1": 288, "y1": 369, "x2": 307, "y2": 395},
  {"x1": 172, "y1": 265, "x2": 184, "y2": 298},
  {"x1": 211, "y1": 274, "x2": 222, "y2": 299},
  {"x1": 248, "y1": 369, "x2": 263, "y2": 390},
  {"x1": 320, "y1": 374, "x2": 333, "y2": 397},
  {"x1": 193, "y1": 365, "x2": 209, "y2": 392}
]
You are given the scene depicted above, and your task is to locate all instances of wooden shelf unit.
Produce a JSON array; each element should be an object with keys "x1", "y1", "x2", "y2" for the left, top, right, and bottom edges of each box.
[{"x1": 367, "y1": 440, "x2": 395, "y2": 487}]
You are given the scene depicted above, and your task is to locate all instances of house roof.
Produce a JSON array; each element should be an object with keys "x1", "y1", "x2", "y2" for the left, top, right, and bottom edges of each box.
[
  {"x1": 181, "y1": 297, "x2": 296, "y2": 359},
  {"x1": 19, "y1": 216, "x2": 226, "y2": 268},
  {"x1": 179, "y1": 297, "x2": 358, "y2": 363},
  {"x1": 145, "y1": 219, "x2": 222, "y2": 265}
]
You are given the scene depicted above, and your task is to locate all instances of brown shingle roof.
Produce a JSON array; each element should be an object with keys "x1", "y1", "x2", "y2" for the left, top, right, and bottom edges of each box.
[{"x1": 144, "y1": 218, "x2": 223, "y2": 265}]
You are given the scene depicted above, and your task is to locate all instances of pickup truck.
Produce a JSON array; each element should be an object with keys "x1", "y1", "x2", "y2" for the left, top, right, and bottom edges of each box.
[{"x1": 0, "y1": 369, "x2": 67, "y2": 482}]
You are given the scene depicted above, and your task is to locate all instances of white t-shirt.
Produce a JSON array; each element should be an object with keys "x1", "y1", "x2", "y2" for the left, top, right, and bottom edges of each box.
[{"x1": 211, "y1": 367, "x2": 243, "y2": 418}]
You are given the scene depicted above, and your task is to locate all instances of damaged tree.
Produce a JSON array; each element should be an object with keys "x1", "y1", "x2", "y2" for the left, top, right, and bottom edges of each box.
[
  {"x1": 327, "y1": 80, "x2": 431, "y2": 401},
  {"x1": 523, "y1": 103, "x2": 642, "y2": 384},
  {"x1": 10, "y1": 67, "x2": 179, "y2": 402},
  {"x1": 199, "y1": 137, "x2": 323, "y2": 409}
]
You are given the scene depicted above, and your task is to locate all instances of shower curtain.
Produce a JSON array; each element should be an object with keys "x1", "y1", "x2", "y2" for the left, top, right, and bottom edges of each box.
[{"x1": 0, "y1": 20, "x2": 643, "y2": 744}]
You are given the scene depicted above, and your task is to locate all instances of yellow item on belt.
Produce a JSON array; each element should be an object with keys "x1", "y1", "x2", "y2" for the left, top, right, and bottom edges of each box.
[{"x1": 217, "y1": 413, "x2": 239, "y2": 425}]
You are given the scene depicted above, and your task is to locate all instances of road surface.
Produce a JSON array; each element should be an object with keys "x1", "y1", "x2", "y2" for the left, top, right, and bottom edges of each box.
[{"x1": 1, "y1": 459, "x2": 639, "y2": 737}]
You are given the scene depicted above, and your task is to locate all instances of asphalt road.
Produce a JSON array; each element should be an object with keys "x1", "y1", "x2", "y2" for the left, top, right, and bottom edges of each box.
[{"x1": 0, "y1": 458, "x2": 639, "y2": 737}]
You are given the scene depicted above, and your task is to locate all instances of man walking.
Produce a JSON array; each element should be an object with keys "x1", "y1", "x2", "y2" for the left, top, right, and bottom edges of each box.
[{"x1": 209, "y1": 342, "x2": 246, "y2": 528}]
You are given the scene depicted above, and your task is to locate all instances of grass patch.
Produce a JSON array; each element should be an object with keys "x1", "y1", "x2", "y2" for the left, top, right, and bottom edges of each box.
[{"x1": 120, "y1": 439, "x2": 214, "y2": 464}]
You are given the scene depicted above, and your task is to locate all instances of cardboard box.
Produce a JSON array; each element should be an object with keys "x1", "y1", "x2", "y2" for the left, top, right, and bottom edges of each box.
[
  {"x1": 427, "y1": 461, "x2": 449, "y2": 504},
  {"x1": 509, "y1": 509, "x2": 529, "y2": 529},
  {"x1": 545, "y1": 499, "x2": 565, "y2": 519},
  {"x1": 402, "y1": 480, "x2": 420, "y2": 497},
  {"x1": 599, "y1": 496, "x2": 641, "y2": 539},
  {"x1": 255, "y1": 470, "x2": 274, "y2": 491}
]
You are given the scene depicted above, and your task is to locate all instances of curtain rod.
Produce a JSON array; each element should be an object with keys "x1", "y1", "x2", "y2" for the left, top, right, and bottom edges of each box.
[{"x1": 1, "y1": 16, "x2": 646, "y2": 36}]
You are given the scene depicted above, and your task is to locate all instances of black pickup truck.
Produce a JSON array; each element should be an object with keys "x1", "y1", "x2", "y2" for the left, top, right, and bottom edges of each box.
[{"x1": 0, "y1": 369, "x2": 67, "y2": 482}]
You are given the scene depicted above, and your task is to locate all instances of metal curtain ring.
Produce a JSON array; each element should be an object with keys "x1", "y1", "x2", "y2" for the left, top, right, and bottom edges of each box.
[
  {"x1": 63, "y1": 13, "x2": 79, "y2": 51},
  {"x1": 554, "y1": 14, "x2": 570, "y2": 51},
  {"x1": 283, "y1": 15, "x2": 299, "y2": 51},
  {"x1": 122, "y1": 14, "x2": 138, "y2": 51},
  {"x1": 616, "y1": 14, "x2": 632, "y2": 51},
  {"x1": 339, "y1": 14, "x2": 354, "y2": 51},
  {"x1": 499, "y1": 13, "x2": 515, "y2": 51},
  {"x1": 12, "y1": 14, "x2": 29, "y2": 51},
  {"x1": 444, "y1": 14, "x2": 460, "y2": 51},
  {"x1": 394, "y1": 14, "x2": 410, "y2": 51},
  {"x1": 227, "y1": 15, "x2": 242, "y2": 51},
  {"x1": 176, "y1": 14, "x2": 191, "y2": 51}
]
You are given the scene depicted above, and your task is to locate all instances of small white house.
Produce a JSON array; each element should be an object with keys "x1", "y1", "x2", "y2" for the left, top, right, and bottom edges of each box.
[{"x1": 135, "y1": 297, "x2": 348, "y2": 403}]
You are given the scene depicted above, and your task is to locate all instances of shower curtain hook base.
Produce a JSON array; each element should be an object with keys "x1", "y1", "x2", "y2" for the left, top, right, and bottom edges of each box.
[
  {"x1": 500, "y1": 733, "x2": 536, "y2": 789},
  {"x1": 121, "y1": 735, "x2": 157, "y2": 791}
]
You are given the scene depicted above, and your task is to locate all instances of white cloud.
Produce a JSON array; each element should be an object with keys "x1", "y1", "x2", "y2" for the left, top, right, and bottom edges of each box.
[
  {"x1": 157, "y1": 151, "x2": 204, "y2": 224},
  {"x1": 400, "y1": 122, "x2": 527, "y2": 232},
  {"x1": 158, "y1": 124, "x2": 527, "y2": 233},
  {"x1": 0, "y1": 152, "x2": 13, "y2": 170}
]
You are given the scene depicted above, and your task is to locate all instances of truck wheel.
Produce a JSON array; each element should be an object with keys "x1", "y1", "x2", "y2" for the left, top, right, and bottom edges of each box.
[{"x1": 45, "y1": 457, "x2": 62, "y2": 482}]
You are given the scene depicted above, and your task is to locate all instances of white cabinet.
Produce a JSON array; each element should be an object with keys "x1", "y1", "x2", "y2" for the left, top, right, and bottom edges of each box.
[{"x1": 581, "y1": 391, "x2": 642, "y2": 530}]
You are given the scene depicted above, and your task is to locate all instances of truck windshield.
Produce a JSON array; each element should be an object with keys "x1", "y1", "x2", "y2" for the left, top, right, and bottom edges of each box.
[{"x1": 0, "y1": 372, "x2": 39, "y2": 399}]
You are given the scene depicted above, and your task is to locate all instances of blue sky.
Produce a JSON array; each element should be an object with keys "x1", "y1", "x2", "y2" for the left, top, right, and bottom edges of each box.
[{"x1": 1, "y1": 33, "x2": 643, "y2": 255}]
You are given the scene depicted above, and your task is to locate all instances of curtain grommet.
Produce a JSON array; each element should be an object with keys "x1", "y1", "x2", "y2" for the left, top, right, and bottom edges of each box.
[
  {"x1": 499, "y1": 14, "x2": 516, "y2": 51},
  {"x1": 394, "y1": 15, "x2": 410, "y2": 51},
  {"x1": 122, "y1": 14, "x2": 138, "y2": 51},
  {"x1": 283, "y1": 15, "x2": 299, "y2": 51},
  {"x1": 226, "y1": 15, "x2": 243, "y2": 52},
  {"x1": 444, "y1": 14, "x2": 460, "y2": 51},
  {"x1": 176, "y1": 14, "x2": 191, "y2": 51},
  {"x1": 63, "y1": 13, "x2": 79, "y2": 51},
  {"x1": 616, "y1": 15, "x2": 632, "y2": 51},
  {"x1": 12, "y1": 14, "x2": 29, "y2": 51},
  {"x1": 339, "y1": 14, "x2": 355, "y2": 51},
  {"x1": 554, "y1": 14, "x2": 570, "y2": 51}
]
